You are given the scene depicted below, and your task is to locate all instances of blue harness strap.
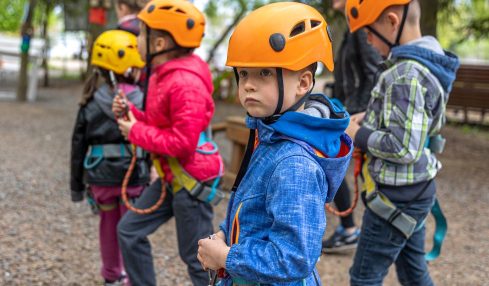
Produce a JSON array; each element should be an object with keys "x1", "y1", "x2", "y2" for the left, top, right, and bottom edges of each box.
[{"x1": 425, "y1": 198, "x2": 447, "y2": 262}]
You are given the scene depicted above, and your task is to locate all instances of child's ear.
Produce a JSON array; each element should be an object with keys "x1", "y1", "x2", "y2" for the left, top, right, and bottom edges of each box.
[
  {"x1": 297, "y1": 70, "x2": 313, "y2": 96},
  {"x1": 153, "y1": 37, "x2": 168, "y2": 53},
  {"x1": 386, "y1": 12, "x2": 401, "y2": 33}
]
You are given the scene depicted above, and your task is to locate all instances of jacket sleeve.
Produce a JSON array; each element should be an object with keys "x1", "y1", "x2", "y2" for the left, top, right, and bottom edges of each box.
[
  {"x1": 225, "y1": 156, "x2": 326, "y2": 283},
  {"x1": 70, "y1": 108, "x2": 89, "y2": 198},
  {"x1": 128, "y1": 87, "x2": 209, "y2": 159},
  {"x1": 356, "y1": 76, "x2": 429, "y2": 164},
  {"x1": 356, "y1": 30, "x2": 381, "y2": 110}
]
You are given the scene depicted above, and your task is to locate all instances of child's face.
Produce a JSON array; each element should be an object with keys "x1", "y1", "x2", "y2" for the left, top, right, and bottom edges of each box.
[
  {"x1": 137, "y1": 23, "x2": 172, "y2": 64},
  {"x1": 332, "y1": 0, "x2": 346, "y2": 12},
  {"x1": 364, "y1": 12, "x2": 400, "y2": 57},
  {"x1": 236, "y1": 67, "x2": 312, "y2": 118},
  {"x1": 115, "y1": 3, "x2": 130, "y2": 19},
  {"x1": 137, "y1": 23, "x2": 148, "y2": 59}
]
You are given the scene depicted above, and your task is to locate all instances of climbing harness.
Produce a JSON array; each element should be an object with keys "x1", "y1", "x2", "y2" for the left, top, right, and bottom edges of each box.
[
  {"x1": 152, "y1": 128, "x2": 225, "y2": 206},
  {"x1": 357, "y1": 134, "x2": 448, "y2": 261}
]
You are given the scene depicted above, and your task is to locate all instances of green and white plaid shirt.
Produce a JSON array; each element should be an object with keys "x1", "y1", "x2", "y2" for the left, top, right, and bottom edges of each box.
[{"x1": 356, "y1": 59, "x2": 448, "y2": 186}]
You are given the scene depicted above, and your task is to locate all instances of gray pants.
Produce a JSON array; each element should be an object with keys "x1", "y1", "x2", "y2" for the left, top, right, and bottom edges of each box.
[{"x1": 117, "y1": 179, "x2": 213, "y2": 286}]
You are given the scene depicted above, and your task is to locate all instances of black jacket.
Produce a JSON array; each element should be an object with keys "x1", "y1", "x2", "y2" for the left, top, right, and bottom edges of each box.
[
  {"x1": 333, "y1": 30, "x2": 382, "y2": 114},
  {"x1": 70, "y1": 84, "x2": 149, "y2": 201}
]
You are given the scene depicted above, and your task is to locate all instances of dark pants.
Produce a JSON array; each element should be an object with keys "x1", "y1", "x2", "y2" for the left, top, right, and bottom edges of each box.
[
  {"x1": 117, "y1": 179, "x2": 214, "y2": 286},
  {"x1": 349, "y1": 194, "x2": 435, "y2": 286},
  {"x1": 334, "y1": 180, "x2": 356, "y2": 228}
]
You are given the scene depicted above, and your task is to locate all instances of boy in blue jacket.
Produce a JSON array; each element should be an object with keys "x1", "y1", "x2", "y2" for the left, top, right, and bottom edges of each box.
[
  {"x1": 197, "y1": 3, "x2": 352, "y2": 285},
  {"x1": 344, "y1": 0, "x2": 459, "y2": 285}
]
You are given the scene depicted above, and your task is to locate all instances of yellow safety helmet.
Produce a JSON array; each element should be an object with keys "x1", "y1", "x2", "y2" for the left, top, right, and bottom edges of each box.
[
  {"x1": 91, "y1": 30, "x2": 145, "y2": 74},
  {"x1": 226, "y1": 2, "x2": 334, "y2": 72}
]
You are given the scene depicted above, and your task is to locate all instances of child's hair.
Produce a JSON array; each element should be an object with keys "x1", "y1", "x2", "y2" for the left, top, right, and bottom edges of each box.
[
  {"x1": 116, "y1": 0, "x2": 148, "y2": 13},
  {"x1": 80, "y1": 68, "x2": 133, "y2": 106}
]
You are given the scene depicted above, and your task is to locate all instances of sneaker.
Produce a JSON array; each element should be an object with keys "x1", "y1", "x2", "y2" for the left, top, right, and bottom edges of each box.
[
  {"x1": 104, "y1": 274, "x2": 127, "y2": 286},
  {"x1": 322, "y1": 225, "x2": 360, "y2": 253}
]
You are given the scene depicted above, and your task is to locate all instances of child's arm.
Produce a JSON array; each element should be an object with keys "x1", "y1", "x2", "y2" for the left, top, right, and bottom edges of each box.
[
  {"x1": 225, "y1": 156, "x2": 326, "y2": 283},
  {"x1": 355, "y1": 76, "x2": 429, "y2": 164},
  {"x1": 128, "y1": 102, "x2": 147, "y2": 122},
  {"x1": 70, "y1": 108, "x2": 89, "y2": 202},
  {"x1": 128, "y1": 88, "x2": 209, "y2": 158}
]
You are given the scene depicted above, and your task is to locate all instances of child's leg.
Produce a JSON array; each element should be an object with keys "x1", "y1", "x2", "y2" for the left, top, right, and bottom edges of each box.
[
  {"x1": 349, "y1": 207, "x2": 402, "y2": 286},
  {"x1": 349, "y1": 194, "x2": 435, "y2": 286},
  {"x1": 335, "y1": 180, "x2": 356, "y2": 229},
  {"x1": 172, "y1": 190, "x2": 214, "y2": 286},
  {"x1": 394, "y1": 197, "x2": 435, "y2": 286},
  {"x1": 91, "y1": 186, "x2": 126, "y2": 282},
  {"x1": 118, "y1": 186, "x2": 145, "y2": 282},
  {"x1": 117, "y1": 180, "x2": 174, "y2": 286}
]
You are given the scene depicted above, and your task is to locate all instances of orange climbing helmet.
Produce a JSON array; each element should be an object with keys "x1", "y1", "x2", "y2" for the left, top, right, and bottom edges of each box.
[
  {"x1": 345, "y1": 0, "x2": 412, "y2": 32},
  {"x1": 138, "y1": 0, "x2": 205, "y2": 48},
  {"x1": 91, "y1": 30, "x2": 145, "y2": 74},
  {"x1": 226, "y1": 2, "x2": 334, "y2": 72}
]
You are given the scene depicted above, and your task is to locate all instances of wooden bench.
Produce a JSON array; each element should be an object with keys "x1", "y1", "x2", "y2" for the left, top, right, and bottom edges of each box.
[
  {"x1": 0, "y1": 36, "x2": 46, "y2": 101},
  {"x1": 448, "y1": 64, "x2": 489, "y2": 124}
]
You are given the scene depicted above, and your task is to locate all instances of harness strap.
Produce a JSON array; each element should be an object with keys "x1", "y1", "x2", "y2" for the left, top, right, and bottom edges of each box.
[
  {"x1": 361, "y1": 157, "x2": 418, "y2": 238},
  {"x1": 425, "y1": 199, "x2": 447, "y2": 261},
  {"x1": 362, "y1": 156, "x2": 448, "y2": 261},
  {"x1": 84, "y1": 144, "x2": 145, "y2": 169}
]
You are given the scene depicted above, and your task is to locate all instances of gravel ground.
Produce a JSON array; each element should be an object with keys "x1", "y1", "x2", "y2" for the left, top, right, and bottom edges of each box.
[{"x1": 0, "y1": 82, "x2": 488, "y2": 286}]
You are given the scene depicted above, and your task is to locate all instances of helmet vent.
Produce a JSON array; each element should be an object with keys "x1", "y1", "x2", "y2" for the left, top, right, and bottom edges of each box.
[
  {"x1": 159, "y1": 5, "x2": 172, "y2": 10},
  {"x1": 289, "y1": 22, "x2": 305, "y2": 37},
  {"x1": 175, "y1": 8, "x2": 186, "y2": 14},
  {"x1": 311, "y1": 20, "x2": 321, "y2": 28}
]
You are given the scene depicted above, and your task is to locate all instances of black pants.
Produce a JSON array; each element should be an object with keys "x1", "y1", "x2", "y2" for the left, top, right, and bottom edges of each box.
[
  {"x1": 117, "y1": 179, "x2": 214, "y2": 286},
  {"x1": 334, "y1": 180, "x2": 355, "y2": 228}
]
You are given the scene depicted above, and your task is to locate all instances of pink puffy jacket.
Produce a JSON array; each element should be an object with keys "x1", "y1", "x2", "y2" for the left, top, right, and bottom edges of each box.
[{"x1": 128, "y1": 54, "x2": 222, "y2": 184}]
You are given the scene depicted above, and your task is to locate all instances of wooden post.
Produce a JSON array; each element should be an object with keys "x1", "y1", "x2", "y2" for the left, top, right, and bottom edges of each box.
[{"x1": 222, "y1": 116, "x2": 248, "y2": 190}]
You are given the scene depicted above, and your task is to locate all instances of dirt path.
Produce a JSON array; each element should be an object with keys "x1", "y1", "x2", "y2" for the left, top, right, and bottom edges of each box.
[{"x1": 0, "y1": 82, "x2": 488, "y2": 285}]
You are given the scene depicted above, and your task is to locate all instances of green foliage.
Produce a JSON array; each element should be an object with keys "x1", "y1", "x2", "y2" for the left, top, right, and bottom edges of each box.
[
  {"x1": 438, "y1": 0, "x2": 489, "y2": 59},
  {"x1": 0, "y1": 0, "x2": 27, "y2": 32}
]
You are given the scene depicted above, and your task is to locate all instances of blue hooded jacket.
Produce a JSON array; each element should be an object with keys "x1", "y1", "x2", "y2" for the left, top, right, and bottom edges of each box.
[
  {"x1": 391, "y1": 36, "x2": 460, "y2": 93},
  {"x1": 219, "y1": 94, "x2": 352, "y2": 285}
]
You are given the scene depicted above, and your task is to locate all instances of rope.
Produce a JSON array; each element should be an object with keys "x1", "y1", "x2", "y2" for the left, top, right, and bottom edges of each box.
[{"x1": 120, "y1": 144, "x2": 167, "y2": 215}]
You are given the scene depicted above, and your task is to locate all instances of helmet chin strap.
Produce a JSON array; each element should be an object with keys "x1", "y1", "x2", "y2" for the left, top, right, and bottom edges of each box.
[
  {"x1": 366, "y1": 4, "x2": 409, "y2": 50},
  {"x1": 142, "y1": 25, "x2": 181, "y2": 110},
  {"x1": 233, "y1": 67, "x2": 315, "y2": 124}
]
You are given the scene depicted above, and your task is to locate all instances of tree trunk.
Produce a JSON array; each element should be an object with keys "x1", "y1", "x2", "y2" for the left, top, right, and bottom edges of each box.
[
  {"x1": 16, "y1": 0, "x2": 37, "y2": 102},
  {"x1": 41, "y1": 1, "x2": 52, "y2": 87},
  {"x1": 420, "y1": 0, "x2": 438, "y2": 37},
  {"x1": 206, "y1": 0, "x2": 246, "y2": 64}
]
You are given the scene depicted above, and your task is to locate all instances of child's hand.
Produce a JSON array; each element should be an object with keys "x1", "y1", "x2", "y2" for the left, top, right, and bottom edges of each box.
[
  {"x1": 117, "y1": 111, "x2": 137, "y2": 139},
  {"x1": 346, "y1": 120, "x2": 361, "y2": 140},
  {"x1": 351, "y1": 112, "x2": 366, "y2": 124},
  {"x1": 112, "y1": 94, "x2": 127, "y2": 118},
  {"x1": 197, "y1": 235, "x2": 230, "y2": 271}
]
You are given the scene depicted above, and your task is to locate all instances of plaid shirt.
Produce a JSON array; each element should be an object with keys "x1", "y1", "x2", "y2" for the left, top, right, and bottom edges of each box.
[{"x1": 355, "y1": 59, "x2": 448, "y2": 186}]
